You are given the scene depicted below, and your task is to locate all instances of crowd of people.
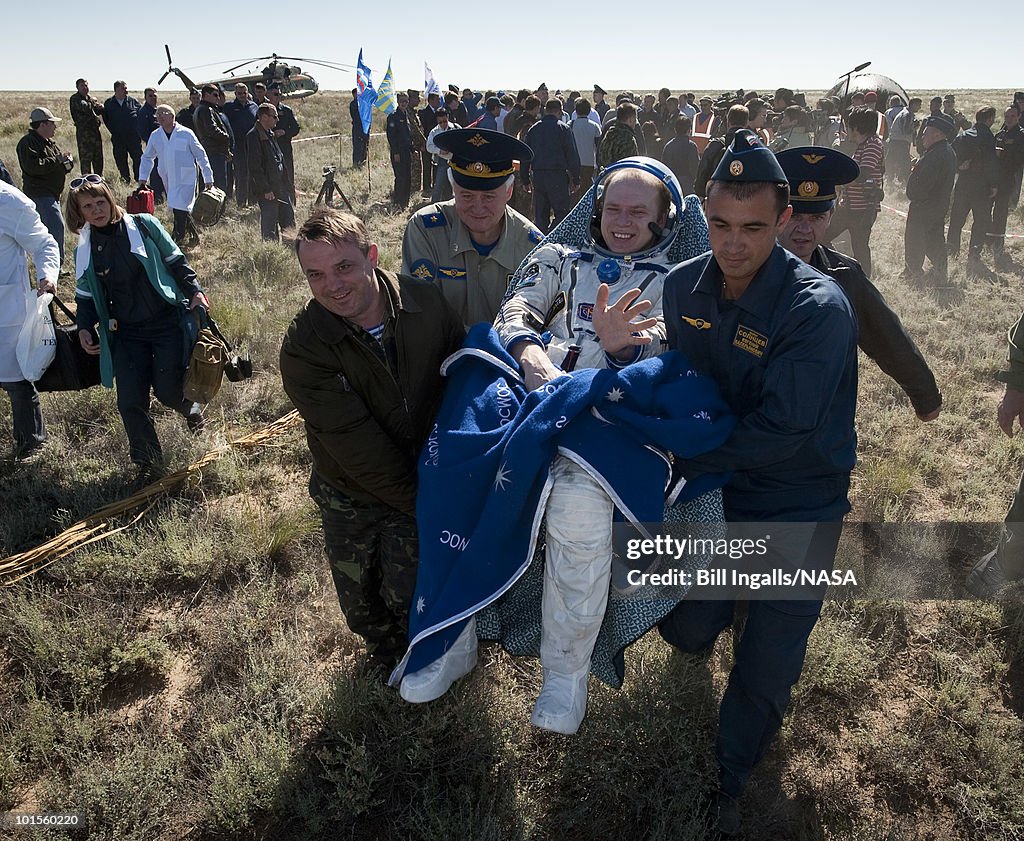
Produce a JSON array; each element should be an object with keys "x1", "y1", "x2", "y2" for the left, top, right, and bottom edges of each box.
[
  {"x1": 3, "y1": 76, "x2": 1024, "y2": 838},
  {"x1": 376, "y1": 83, "x2": 1024, "y2": 285}
]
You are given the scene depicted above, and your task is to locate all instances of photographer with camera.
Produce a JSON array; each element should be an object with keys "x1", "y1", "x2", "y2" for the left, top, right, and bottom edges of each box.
[
  {"x1": 16, "y1": 107, "x2": 73, "y2": 268},
  {"x1": 824, "y1": 106, "x2": 884, "y2": 276}
]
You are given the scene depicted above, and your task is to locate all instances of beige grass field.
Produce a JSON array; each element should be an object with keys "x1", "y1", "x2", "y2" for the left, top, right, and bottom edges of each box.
[{"x1": 1, "y1": 88, "x2": 1023, "y2": 841}]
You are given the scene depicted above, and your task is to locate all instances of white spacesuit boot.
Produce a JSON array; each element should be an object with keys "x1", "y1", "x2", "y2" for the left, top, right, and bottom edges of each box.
[
  {"x1": 532, "y1": 456, "x2": 615, "y2": 734},
  {"x1": 399, "y1": 617, "x2": 478, "y2": 703}
]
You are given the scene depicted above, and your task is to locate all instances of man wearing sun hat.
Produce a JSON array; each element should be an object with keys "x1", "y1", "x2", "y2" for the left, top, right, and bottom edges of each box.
[
  {"x1": 401, "y1": 128, "x2": 542, "y2": 325},
  {"x1": 17, "y1": 107, "x2": 74, "y2": 266},
  {"x1": 659, "y1": 129, "x2": 858, "y2": 837},
  {"x1": 776, "y1": 145, "x2": 942, "y2": 422}
]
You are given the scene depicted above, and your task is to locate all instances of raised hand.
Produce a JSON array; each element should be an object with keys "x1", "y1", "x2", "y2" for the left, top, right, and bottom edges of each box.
[{"x1": 592, "y1": 282, "x2": 657, "y2": 356}]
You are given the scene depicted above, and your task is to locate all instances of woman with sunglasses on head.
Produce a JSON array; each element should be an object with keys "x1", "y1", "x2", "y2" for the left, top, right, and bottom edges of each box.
[{"x1": 65, "y1": 174, "x2": 210, "y2": 479}]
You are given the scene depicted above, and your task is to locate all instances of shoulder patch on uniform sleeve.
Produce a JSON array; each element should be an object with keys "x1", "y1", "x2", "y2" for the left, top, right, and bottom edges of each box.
[
  {"x1": 528, "y1": 228, "x2": 543, "y2": 244},
  {"x1": 409, "y1": 259, "x2": 436, "y2": 280},
  {"x1": 423, "y1": 211, "x2": 447, "y2": 229}
]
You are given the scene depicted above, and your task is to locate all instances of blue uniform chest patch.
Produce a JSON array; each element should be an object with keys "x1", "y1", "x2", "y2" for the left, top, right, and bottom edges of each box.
[
  {"x1": 576, "y1": 302, "x2": 594, "y2": 322},
  {"x1": 423, "y1": 212, "x2": 447, "y2": 229},
  {"x1": 409, "y1": 259, "x2": 435, "y2": 280}
]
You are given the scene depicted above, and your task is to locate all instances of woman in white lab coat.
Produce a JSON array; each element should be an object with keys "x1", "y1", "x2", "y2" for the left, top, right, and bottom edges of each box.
[
  {"x1": 0, "y1": 180, "x2": 59, "y2": 458},
  {"x1": 139, "y1": 104, "x2": 214, "y2": 245}
]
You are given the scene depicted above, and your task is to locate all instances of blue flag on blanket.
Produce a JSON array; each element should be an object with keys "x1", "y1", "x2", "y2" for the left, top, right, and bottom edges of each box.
[{"x1": 392, "y1": 325, "x2": 736, "y2": 683}]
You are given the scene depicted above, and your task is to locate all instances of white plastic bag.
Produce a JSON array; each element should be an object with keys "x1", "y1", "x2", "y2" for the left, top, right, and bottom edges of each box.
[{"x1": 16, "y1": 291, "x2": 56, "y2": 382}]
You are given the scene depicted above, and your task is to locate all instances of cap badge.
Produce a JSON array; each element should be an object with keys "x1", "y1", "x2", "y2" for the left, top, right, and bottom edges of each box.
[
  {"x1": 801, "y1": 153, "x2": 825, "y2": 164},
  {"x1": 468, "y1": 133, "x2": 489, "y2": 147},
  {"x1": 798, "y1": 181, "x2": 820, "y2": 197},
  {"x1": 729, "y1": 161, "x2": 744, "y2": 176}
]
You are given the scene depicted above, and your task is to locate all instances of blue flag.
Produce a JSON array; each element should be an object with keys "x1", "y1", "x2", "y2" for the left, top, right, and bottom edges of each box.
[
  {"x1": 424, "y1": 62, "x2": 441, "y2": 98},
  {"x1": 375, "y1": 61, "x2": 397, "y2": 115},
  {"x1": 355, "y1": 49, "x2": 376, "y2": 134}
]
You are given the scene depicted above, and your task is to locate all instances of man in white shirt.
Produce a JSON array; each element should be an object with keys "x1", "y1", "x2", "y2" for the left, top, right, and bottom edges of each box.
[
  {"x1": 0, "y1": 181, "x2": 59, "y2": 459},
  {"x1": 425, "y1": 107, "x2": 461, "y2": 202},
  {"x1": 139, "y1": 105, "x2": 213, "y2": 246},
  {"x1": 570, "y1": 99, "x2": 602, "y2": 198}
]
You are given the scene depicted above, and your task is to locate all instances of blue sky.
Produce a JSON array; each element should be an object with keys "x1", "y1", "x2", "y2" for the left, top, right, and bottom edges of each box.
[{"x1": 5, "y1": 1, "x2": 1018, "y2": 93}]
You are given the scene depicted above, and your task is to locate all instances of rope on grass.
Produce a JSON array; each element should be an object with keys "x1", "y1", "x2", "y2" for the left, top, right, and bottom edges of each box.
[{"x1": 0, "y1": 410, "x2": 303, "y2": 587}]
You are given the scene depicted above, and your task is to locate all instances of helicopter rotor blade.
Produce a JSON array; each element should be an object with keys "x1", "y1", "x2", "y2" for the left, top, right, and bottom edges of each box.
[
  {"x1": 158, "y1": 71, "x2": 170, "y2": 85},
  {"x1": 853, "y1": 61, "x2": 872, "y2": 73},
  {"x1": 270, "y1": 56, "x2": 357, "y2": 72},
  {"x1": 221, "y1": 56, "x2": 277, "y2": 74},
  {"x1": 165, "y1": 44, "x2": 172, "y2": 66}
]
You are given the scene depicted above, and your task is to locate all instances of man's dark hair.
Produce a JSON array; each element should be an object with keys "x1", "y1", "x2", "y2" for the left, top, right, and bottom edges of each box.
[
  {"x1": 545, "y1": 99, "x2": 563, "y2": 114},
  {"x1": 976, "y1": 105, "x2": 997, "y2": 123},
  {"x1": 616, "y1": 102, "x2": 638, "y2": 122},
  {"x1": 847, "y1": 106, "x2": 877, "y2": 136},
  {"x1": 575, "y1": 98, "x2": 592, "y2": 116},
  {"x1": 708, "y1": 180, "x2": 790, "y2": 217},
  {"x1": 295, "y1": 208, "x2": 371, "y2": 258},
  {"x1": 75, "y1": 78, "x2": 86, "y2": 87},
  {"x1": 202, "y1": 84, "x2": 220, "y2": 97},
  {"x1": 516, "y1": 88, "x2": 530, "y2": 103},
  {"x1": 674, "y1": 115, "x2": 693, "y2": 136},
  {"x1": 524, "y1": 95, "x2": 541, "y2": 112}
]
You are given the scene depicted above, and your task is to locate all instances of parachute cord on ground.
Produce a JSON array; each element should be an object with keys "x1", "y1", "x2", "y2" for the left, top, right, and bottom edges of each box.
[{"x1": 0, "y1": 410, "x2": 302, "y2": 587}]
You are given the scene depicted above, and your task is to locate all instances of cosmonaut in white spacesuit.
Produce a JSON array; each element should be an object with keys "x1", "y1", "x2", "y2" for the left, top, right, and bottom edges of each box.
[{"x1": 400, "y1": 157, "x2": 702, "y2": 734}]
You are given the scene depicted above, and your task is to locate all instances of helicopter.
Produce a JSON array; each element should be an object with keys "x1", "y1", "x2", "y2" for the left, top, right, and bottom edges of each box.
[{"x1": 157, "y1": 45, "x2": 355, "y2": 99}]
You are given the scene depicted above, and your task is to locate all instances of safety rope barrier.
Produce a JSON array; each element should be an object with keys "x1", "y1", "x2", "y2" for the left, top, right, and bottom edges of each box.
[
  {"x1": 880, "y1": 202, "x2": 1024, "y2": 239},
  {"x1": 0, "y1": 410, "x2": 302, "y2": 587}
]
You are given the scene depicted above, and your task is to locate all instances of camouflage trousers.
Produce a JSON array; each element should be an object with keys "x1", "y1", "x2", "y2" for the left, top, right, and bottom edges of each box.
[
  {"x1": 76, "y1": 131, "x2": 104, "y2": 176},
  {"x1": 309, "y1": 471, "x2": 419, "y2": 660},
  {"x1": 410, "y1": 150, "x2": 423, "y2": 200}
]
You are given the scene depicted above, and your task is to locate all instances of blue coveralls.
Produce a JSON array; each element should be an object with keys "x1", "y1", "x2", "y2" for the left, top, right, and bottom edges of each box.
[{"x1": 660, "y1": 244, "x2": 858, "y2": 799}]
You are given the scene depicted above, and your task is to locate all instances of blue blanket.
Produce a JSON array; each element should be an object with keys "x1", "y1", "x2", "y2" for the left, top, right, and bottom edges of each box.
[{"x1": 391, "y1": 325, "x2": 735, "y2": 684}]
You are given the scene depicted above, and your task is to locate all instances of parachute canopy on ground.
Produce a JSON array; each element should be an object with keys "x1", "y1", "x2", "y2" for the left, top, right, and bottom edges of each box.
[{"x1": 826, "y1": 72, "x2": 910, "y2": 111}]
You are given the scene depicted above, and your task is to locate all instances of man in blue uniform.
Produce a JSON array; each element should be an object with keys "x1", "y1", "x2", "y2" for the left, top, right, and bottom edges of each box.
[
  {"x1": 386, "y1": 92, "x2": 414, "y2": 208},
  {"x1": 522, "y1": 99, "x2": 581, "y2": 233},
  {"x1": 775, "y1": 146, "x2": 942, "y2": 421},
  {"x1": 103, "y1": 81, "x2": 143, "y2": 184},
  {"x1": 659, "y1": 130, "x2": 859, "y2": 837}
]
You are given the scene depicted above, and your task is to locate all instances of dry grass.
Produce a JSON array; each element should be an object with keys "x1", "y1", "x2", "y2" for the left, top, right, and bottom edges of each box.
[{"x1": 1, "y1": 88, "x2": 1024, "y2": 841}]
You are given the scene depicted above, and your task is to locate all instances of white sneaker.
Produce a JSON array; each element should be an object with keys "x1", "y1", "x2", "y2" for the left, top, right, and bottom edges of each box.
[
  {"x1": 531, "y1": 668, "x2": 589, "y2": 735},
  {"x1": 399, "y1": 619, "x2": 478, "y2": 703}
]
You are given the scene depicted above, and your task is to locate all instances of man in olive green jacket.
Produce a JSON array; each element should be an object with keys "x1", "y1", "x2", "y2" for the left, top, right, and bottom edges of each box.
[{"x1": 281, "y1": 209, "x2": 464, "y2": 668}]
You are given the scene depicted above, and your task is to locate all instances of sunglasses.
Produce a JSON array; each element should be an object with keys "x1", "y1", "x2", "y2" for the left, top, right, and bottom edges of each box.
[{"x1": 70, "y1": 174, "x2": 104, "y2": 189}]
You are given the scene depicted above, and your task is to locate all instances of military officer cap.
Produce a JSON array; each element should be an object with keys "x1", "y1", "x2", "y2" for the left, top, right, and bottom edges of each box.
[
  {"x1": 775, "y1": 147, "x2": 860, "y2": 214},
  {"x1": 434, "y1": 128, "x2": 533, "y2": 191},
  {"x1": 267, "y1": 82, "x2": 281, "y2": 92},
  {"x1": 710, "y1": 128, "x2": 788, "y2": 184},
  {"x1": 594, "y1": 84, "x2": 607, "y2": 96},
  {"x1": 924, "y1": 112, "x2": 956, "y2": 138}
]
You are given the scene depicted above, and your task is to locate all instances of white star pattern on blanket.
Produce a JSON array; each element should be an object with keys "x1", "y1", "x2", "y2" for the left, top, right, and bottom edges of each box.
[
  {"x1": 416, "y1": 596, "x2": 426, "y2": 615},
  {"x1": 606, "y1": 387, "x2": 624, "y2": 403},
  {"x1": 494, "y1": 464, "x2": 512, "y2": 491}
]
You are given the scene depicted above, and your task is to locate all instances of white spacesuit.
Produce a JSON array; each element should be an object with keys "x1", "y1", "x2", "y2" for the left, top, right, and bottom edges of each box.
[{"x1": 400, "y1": 158, "x2": 689, "y2": 733}]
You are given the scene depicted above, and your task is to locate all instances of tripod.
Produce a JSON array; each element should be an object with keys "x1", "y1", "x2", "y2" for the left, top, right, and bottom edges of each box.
[{"x1": 315, "y1": 165, "x2": 354, "y2": 212}]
